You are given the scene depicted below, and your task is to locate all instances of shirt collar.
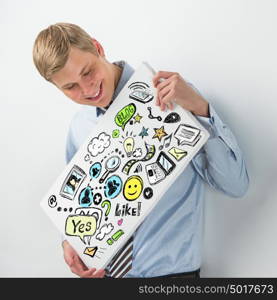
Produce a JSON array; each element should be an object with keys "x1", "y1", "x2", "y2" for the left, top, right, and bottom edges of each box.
[{"x1": 96, "y1": 61, "x2": 134, "y2": 117}]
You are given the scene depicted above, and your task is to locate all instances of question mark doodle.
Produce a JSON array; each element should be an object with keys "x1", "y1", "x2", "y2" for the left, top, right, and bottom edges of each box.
[{"x1": 101, "y1": 200, "x2": 111, "y2": 221}]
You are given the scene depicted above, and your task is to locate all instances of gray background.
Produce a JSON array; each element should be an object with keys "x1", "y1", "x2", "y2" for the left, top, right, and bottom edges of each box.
[{"x1": 0, "y1": 0, "x2": 276, "y2": 277}]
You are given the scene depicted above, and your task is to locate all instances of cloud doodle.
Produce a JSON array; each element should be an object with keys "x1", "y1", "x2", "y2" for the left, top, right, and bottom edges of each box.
[{"x1": 87, "y1": 132, "x2": 111, "y2": 157}]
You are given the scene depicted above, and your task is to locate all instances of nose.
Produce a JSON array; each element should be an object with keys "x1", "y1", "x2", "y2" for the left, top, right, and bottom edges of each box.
[{"x1": 80, "y1": 81, "x2": 96, "y2": 97}]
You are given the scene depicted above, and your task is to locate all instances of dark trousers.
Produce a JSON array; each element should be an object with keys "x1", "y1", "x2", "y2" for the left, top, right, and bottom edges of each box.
[{"x1": 152, "y1": 269, "x2": 200, "y2": 278}]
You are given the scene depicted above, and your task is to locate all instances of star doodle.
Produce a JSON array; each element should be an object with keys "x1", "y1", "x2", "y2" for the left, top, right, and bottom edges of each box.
[
  {"x1": 133, "y1": 113, "x2": 143, "y2": 123},
  {"x1": 139, "y1": 126, "x2": 149, "y2": 139},
  {"x1": 153, "y1": 126, "x2": 168, "y2": 141}
]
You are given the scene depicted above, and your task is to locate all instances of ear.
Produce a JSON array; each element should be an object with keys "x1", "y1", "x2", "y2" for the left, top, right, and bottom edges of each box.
[{"x1": 91, "y1": 38, "x2": 105, "y2": 57}]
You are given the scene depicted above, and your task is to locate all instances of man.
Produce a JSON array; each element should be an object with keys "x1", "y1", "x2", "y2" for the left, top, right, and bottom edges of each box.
[{"x1": 33, "y1": 23, "x2": 249, "y2": 278}]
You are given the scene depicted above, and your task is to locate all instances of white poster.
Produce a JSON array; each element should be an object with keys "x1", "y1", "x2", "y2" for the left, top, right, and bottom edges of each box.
[{"x1": 41, "y1": 62, "x2": 210, "y2": 269}]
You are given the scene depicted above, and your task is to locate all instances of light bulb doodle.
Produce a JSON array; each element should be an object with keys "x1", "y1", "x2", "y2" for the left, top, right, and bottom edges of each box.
[{"x1": 123, "y1": 137, "x2": 135, "y2": 157}]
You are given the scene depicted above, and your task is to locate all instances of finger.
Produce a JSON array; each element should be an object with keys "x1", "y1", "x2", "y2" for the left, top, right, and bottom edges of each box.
[
  {"x1": 155, "y1": 78, "x2": 171, "y2": 106},
  {"x1": 160, "y1": 101, "x2": 167, "y2": 112},
  {"x1": 168, "y1": 101, "x2": 174, "y2": 110},
  {"x1": 69, "y1": 255, "x2": 89, "y2": 276},
  {"x1": 155, "y1": 77, "x2": 171, "y2": 91},
  {"x1": 155, "y1": 92, "x2": 160, "y2": 106},
  {"x1": 153, "y1": 71, "x2": 177, "y2": 87},
  {"x1": 79, "y1": 268, "x2": 97, "y2": 278},
  {"x1": 160, "y1": 91, "x2": 175, "y2": 109},
  {"x1": 91, "y1": 269, "x2": 106, "y2": 278},
  {"x1": 158, "y1": 84, "x2": 172, "y2": 101}
]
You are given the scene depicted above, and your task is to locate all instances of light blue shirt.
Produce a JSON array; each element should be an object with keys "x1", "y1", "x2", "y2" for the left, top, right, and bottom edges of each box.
[{"x1": 65, "y1": 61, "x2": 249, "y2": 277}]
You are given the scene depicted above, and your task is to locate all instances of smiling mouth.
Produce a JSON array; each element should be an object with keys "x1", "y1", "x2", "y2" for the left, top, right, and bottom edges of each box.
[
  {"x1": 85, "y1": 82, "x2": 103, "y2": 102},
  {"x1": 128, "y1": 191, "x2": 138, "y2": 195}
]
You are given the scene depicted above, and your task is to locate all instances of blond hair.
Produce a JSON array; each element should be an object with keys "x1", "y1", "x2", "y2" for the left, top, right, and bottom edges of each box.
[{"x1": 32, "y1": 23, "x2": 98, "y2": 82}]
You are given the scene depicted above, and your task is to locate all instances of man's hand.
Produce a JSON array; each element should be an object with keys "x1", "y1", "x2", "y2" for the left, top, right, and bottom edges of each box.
[
  {"x1": 62, "y1": 240, "x2": 106, "y2": 278},
  {"x1": 153, "y1": 71, "x2": 210, "y2": 117}
]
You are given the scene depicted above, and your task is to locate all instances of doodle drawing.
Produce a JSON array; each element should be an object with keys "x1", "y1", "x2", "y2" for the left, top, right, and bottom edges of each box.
[
  {"x1": 60, "y1": 165, "x2": 86, "y2": 200},
  {"x1": 145, "y1": 152, "x2": 176, "y2": 185}
]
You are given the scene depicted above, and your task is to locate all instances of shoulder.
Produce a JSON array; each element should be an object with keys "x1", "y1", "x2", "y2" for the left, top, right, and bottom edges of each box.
[{"x1": 68, "y1": 105, "x2": 99, "y2": 150}]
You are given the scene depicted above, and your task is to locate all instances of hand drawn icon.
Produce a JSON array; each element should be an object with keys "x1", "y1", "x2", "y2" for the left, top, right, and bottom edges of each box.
[
  {"x1": 158, "y1": 133, "x2": 172, "y2": 150},
  {"x1": 164, "y1": 112, "x2": 181, "y2": 123},
  {"x1": 96, "y1": 223, "x2": 114, "y2": 241},
  {"x1": 48, "y1": 195, "x2": 57, "y2": 208},
  {"x1": 168, "y1": 147, "x2": 188, "y2": 161},
  {"x1": 79, "y1": 186, "x2": 94, "y2": 207},
  {"x1": 174, "y1": 124, "x2": 201, "y2": 147},
  {"x1": 112, "y1": 129, "x2": 120, "y2": 138},
  {"x1": 84, "y1": 246, "x2": 98, "y2": 258},
  {"x1": 104, "y1": 175, "x2": 123, "y2": 199},
  {"x1": 145, "y1": 152, "x2": 176, "y2": 185},
  {"x1": 133, "y1": 148, "x2": 142, "y2": 158},
  {"x1": 106, "y1": 229, "x2": 125, "y2": 245},
  {"x1": 89, "y1": 162, "x2": 102, "y2": 179},
  {"x1": 123, "y1": 175, "x2": 143, "y2": 201},
  {"x1": 88, "y1": 132, "x2": 111, "y2": 157},
  {"x1": 99, "y1": 156, "x2": 121, "y2": 184},
  {"x1": 138, "y1": 126, "x2": 149, "y2": 139},
  {"x1": 123, "y1": 137, "x2": 135, "y2": 157},
  {"x1": 147, "y1": 107, "x2": 162, "y2": 121},
  {"x1": 101, "y1": 200, "x2": 111, "y2": 220},
  {"x1": 128, "y1": 82, "x2": 154, "y2": 104},
  {"x1": 134, "y1": 163, "x2": 142, "y2": 173},
  {"x1": 75, "y1": 207, "x2": 103, "y2": 233},
  {"x1": 153, "y1": 125, "x2": 168, "y2": 141},
  {"x1": 60, "y1": 165, "x2": 86, "y2": 200},
  {"x1": 143, "y1": 187, "x2": 153, "y2": 199},
  {"x1": 133, "y1": 113, "x2": 143, "y2": 123},
  {"x1": 122, "y1": 143, "x2": 156, "y2": 175},
  {"x1": 115, "y1": 103, "x2": 136, "y2": 131},
  {"x1": 65, "y1": 214, "x2": 98, "y2": 244},
  {"x1": 93, "y1": 193, "x2": 103, "y2": 205}
]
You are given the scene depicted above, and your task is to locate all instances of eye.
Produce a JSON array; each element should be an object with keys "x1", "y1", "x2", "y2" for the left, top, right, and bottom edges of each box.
[
  {"x1": 65, "y1": 84, "x2": 75, "y2": 90},
  {"x1": 83, "y1": 70, "x2": 91, "y2": 76},
  {"x1": 128, "y1": 185, "x2": 131, "y2": 188}
]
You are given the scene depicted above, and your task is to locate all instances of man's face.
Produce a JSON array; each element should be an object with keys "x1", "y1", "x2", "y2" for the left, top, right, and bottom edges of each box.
[{"x1": 51, "y1": 44, "x2": 119, "y2": 107}]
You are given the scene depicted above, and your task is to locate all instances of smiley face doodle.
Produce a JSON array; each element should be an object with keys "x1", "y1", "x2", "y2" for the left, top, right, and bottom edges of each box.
[{"x1": 123, "y1": 175, "x2": 143, "y2": 201}]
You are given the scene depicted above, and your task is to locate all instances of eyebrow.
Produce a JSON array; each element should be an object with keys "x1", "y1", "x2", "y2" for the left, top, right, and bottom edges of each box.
[{"x1": 61, "y1": 63, "x2": 89, "y2": 89}]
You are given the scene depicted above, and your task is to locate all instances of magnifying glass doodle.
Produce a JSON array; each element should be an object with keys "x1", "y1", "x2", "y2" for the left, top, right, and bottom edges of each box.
[{"x1": 99, "y1": 156, "x2": 121, "y2": 184}]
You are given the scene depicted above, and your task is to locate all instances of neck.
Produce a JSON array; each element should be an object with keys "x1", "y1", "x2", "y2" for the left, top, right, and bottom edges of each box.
[{"x1": 113, "y1": 63, "x2": 123, "y2": 90}]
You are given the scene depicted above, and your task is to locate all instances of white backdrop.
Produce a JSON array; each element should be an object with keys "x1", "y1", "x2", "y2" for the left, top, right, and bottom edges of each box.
[{"x1": 0, "y1": 0, "x2": 276, "y2": 277}]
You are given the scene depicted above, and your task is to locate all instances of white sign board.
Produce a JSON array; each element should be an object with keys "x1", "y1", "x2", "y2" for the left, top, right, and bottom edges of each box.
[{"x1": 41, "y1": 62, "x2": 210, "y2": 269}]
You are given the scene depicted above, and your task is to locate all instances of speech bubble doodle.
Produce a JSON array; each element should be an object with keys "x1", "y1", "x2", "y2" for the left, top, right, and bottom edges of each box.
[
  {"x1": 115, "y1": 103, "x2": 136, "y2": 131},
  {"x1": 88, "y1": 132, "x2": 111, "y2": 157},
  {"x1": 65, "y1": 215, "x2": 97, "y2": 244},
  {"x1": 174, "y1": 124, "x2": 201, "y2": 147}
]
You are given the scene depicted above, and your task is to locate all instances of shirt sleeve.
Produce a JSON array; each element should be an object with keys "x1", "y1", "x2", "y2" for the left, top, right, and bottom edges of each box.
[{"x1": 191, "y1": 104, "x2": 249, "y2": 198}]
